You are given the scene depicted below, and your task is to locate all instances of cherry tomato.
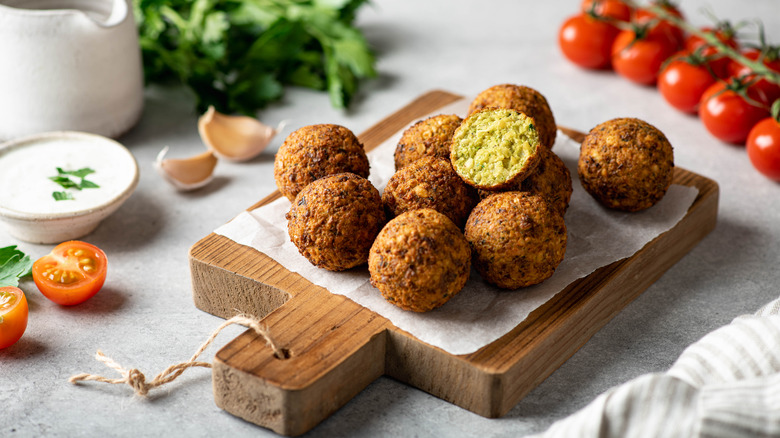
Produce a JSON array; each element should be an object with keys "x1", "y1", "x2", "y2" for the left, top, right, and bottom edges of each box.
[
  {"x1": 684, "y1": 26, "x2": 739, "y2": 79},
  {"x1": 699, "y1": 80, "x2": 771, "y2": 145},
  {"x1": 747, "y1": 116, "x2": 780, "y2": 181},
  {"x1": 612, "y1": 26, "x2": 678, "y2": 85},
  {"x1": 0, "y1": 286, "x2": 28, "y2": 349},
  {"x1": 684, "y1": 25, "x2": 738, "y2": 53},
  {"x1": 559, "y1": 13, "x2": 620, "y2": 70},
  {"x1": 581, "y1": 0, "x2": 632, "y2": 21},
  {"x1": 658, "y1": 53, "x2": 717, "y2": 113},
  {"x1": 634, "y1": 1, "x2": 685, "y2": 50},
  {"x1": 728, "y1": 49, "x2": 780, "y2": 104},
  {"x1": 32, "y1": 241, "x2": 107, "y2": 306}
]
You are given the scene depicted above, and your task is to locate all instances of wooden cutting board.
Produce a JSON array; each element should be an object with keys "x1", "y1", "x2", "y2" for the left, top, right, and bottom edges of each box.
[{"x1": 188, "y1": 90, "x2": 719, "y2": 436}]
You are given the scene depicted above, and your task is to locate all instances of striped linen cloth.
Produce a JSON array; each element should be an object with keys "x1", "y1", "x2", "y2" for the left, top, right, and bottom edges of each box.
[{"x1": 533, "y1": 297, "x2": 780, "y2": 437}]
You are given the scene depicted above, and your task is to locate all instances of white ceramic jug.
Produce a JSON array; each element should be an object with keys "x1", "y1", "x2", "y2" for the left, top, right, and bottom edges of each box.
[{"x1": 0, "y1": 0, "x2": 144, "y2": 140}]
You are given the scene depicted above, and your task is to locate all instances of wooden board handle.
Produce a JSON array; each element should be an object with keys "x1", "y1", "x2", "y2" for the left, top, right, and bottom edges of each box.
[{"x1": 211, "y1": 285, "x2": 391, "y2": 436}]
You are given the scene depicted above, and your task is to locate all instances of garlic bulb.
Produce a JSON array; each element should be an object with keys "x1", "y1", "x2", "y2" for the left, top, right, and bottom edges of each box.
[
  {"x1": 198, "y1": 106, "x2": 279, "y2": 162},
  {"x1": 154, "y1": 146, "x2": 218, "y2": 191}
]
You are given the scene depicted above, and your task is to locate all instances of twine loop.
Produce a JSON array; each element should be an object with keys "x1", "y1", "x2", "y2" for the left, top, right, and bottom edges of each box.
[{"x1": 69, "y1": 314, "x2": 282, "y2": 396}]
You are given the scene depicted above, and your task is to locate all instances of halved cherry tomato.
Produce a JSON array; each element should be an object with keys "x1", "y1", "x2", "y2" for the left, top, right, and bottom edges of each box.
[
  {"x1": 581, "y1": 0, "x2": 632, "y2": 21},
  {"x1": 699, "y1": 80, "x2": 771, "y2": 145},
  {"x1": 747, "y1": 113, "x2": 780, "y2": 182},
  {"x1": 559, "y1": 13, "x2": 620, "y2": 70},
  {"x1": 0, "y1": 286, "x2": 28, "y2": 349},
  {"x1": 658, "y1": 51, "x2": 718, "y2": 113},
  {"x1": 612, "y1": 25, "x2": 678, "y2": 85},
  {"x1": 32, "y1": 241, "x2": 107, "y2": 306}
]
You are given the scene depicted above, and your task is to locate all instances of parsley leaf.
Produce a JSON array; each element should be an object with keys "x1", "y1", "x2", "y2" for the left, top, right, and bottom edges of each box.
[
  {"x1": 49, "y1": 167, "x2": 100, "y2": 201},
  {"x1": 134, "y1": 0, "x2": 376, "y2": 115},
  {"x1": 0, "y1": 246, "x2": 32, "y2": 287}
]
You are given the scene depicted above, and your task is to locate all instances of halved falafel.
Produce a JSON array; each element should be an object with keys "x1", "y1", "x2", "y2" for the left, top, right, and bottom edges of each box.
[
  {"x1": 578, "y1": 118, "x2": 674, "y2": 212},
  {"x1": 286, "y1": 173, "x2": 385, "y2": 271},
  {"x1": 468, "y1": 84, "x2": 557, "y2": 149},
  {"x1": 450, "y1": 108, "x2": 542, "y2": 190},
  {"x1": 465, "y1": 192, "x2": 567, "y2": 289},
  {"x1": 274, "y1": 124, "x2": 370, "y2": 201},
  {"x1": 369, "y1": 209, "x2": 471, "y2": 312},
  {"x1": 478, "y1": 146, "x2": 573, "y2": 215},
  {"x1": 394, "y1": 114, "x2": 463, "y2": 170}
]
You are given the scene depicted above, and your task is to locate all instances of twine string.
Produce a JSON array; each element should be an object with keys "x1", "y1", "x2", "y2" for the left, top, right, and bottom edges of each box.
[{"x1": 68, "y1": 314, "x2": 283, "y2": 396}]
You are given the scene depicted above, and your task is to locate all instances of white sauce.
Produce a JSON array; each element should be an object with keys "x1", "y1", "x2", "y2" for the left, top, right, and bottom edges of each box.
[{"x1": 0, "y1": 136, "x2": 137, "y2": 215}]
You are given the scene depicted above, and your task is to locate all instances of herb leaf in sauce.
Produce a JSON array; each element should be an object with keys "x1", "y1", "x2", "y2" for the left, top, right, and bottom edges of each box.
[
  {"x1": 52, "y1": 191, "x2": 75, "y2": 201},
  {"x1": 50, "y1": 167, "x2": 100, "y2": 201}
]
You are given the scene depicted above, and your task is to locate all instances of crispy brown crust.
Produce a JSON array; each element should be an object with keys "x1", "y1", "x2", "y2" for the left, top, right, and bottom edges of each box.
[
  {"x1": 274, "y1": 124, "x2": 370, "y2": 201},
  {"x1": 286, "y1": 173, "x2": 385, "y2": 271},
  {"x1": 478, "y1": 146, "x2": 573, "y2": 215},
  {"x1": 578, "y1": 118, "x2": 674, "y2": 212},
  {"x1": 382, "y1": 156, "x2": 479, "y2": 228},
  {"x1": 368, "y1": 209, "x2": 471, "y2": 312},
  {"x1": 464, "y1": 192, "x2": 567, "y2": 289},
  {"x1": 450, "y1": 108, "x2": 542, "y2": 191},
  {"x1": 468, "y1": 84, "x2": 557, "y2": 149},
  {"x1": 394, "y1": 114, "x2": 463, "y2": 170}
]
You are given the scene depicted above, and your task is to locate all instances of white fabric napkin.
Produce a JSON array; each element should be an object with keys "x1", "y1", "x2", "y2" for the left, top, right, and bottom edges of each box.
[
  {"x1": 215, "y1": 99, "x2": 699, "y2": 355},
  {"x1": 531, "y1": 296, "x2": 780, "y2": 438}
]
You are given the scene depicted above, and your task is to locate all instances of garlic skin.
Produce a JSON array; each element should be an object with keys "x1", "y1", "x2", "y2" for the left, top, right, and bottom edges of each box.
[
  {"x1": 154, "y1": 146, "x2": 218, "y2": 191},
  {"x1": 198, "y1": 106, "x2": 278, "y2": 162}
]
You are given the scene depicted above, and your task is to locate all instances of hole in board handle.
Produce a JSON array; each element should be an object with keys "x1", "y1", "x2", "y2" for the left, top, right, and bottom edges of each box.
[{"x1": 274, "y1": 348, "x2": 291, "y2": 360}]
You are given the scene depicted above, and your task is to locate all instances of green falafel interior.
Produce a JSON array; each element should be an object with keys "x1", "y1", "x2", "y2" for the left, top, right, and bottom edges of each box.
[{"x1": 450, "y1": 108, "x2": 540, "y2": 188}]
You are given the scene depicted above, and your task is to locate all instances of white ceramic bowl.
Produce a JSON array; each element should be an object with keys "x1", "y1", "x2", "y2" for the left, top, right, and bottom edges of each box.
[{"x1": 0, "y1": 131, "x2": 139, "y2": 243}]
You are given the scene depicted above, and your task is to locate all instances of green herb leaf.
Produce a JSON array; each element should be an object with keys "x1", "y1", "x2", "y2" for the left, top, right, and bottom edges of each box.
[
  {"x1": 134, "y1": 0, "x2": 376, "y2": 114},
  {"x1": 49, "y1": 167, "x2": 100, "y2": 200},
  {"x1": 79, "y1": 179, "x2": 100, "y2": 189},
  {"x1": 52, "y1": 191, "x2": 75, "y2": 201},
  {"x1": 0, "y1": 246, "x2": 32, "y2": 287},
  {"x1": 50, "y1": 176, "x2": 80, "y2": 190}
]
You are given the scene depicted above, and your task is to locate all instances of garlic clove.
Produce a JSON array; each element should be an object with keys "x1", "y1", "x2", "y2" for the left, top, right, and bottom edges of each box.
[
  {"x1": 154, "y1": 146, "x2": 218, "y2": 191},
  {"x1": 198, "y1": 106, "x2": 279, "y2": 162}
]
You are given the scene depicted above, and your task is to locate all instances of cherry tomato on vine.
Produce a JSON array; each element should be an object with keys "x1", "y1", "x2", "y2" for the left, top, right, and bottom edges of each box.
[
  {"x1": 32, "y1": 241, "x2": 107, "y2": 306},
  {"x1": 684, "y1": 25, "x2": 739, "y2": 79},
  {"x1": 612, "y1": 26, "x2": 678, "y2": 85},
  {"x1": 658, "y1": 52, "x2": 717, "y2": 113},
  {"x1": 581, "y1": 0, "x2": 632, "y2": 21},
  {"x1": 634, "y1": 0, "x2": 685, "y2": 50},
  {"x1": 746, "y1": 104, "x2": 780, "y2": 181},
  {"x1": 699, "y1": 80, "x2": 771, "y2": 145},
  {"x1": 728, "y1": 48, "x2": 780, "y2": 104},
  {"x1": 0, "y1": 286, "x2": 28, "y2": 349},
  {"x1": 559, "y1": 13, "x2": 620, "y2": 70}
]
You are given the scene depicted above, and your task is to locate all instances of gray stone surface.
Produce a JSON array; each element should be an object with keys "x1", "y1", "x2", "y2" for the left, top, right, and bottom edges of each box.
[{"x1": 3, "y1": 1, "x2": 780, "y2": 436}]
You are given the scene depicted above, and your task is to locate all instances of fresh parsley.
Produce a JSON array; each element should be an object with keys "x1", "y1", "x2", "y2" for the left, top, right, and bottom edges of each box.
[
  {"x1": 133, "y1": 0, "x2": 377, "y2": 115},
  {"x1": 0, "y1": 246, "x2": 32, "y2": 288},
  {"x1": 50, "y1": 167, "x2": 100, "y2": 201}
]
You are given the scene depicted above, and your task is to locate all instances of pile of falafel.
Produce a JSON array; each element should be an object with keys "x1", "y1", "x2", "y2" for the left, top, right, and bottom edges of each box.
[{"x1": 274, "y1": 84, "x2": 675, "y2": 313}]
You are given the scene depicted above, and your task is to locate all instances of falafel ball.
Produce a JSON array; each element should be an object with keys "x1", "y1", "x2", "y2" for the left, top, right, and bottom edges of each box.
[
  {"x1": 382, "y1": 156, "x2": 479, "y2": 228},
  {"x1": 286, "y1": 173, "x2": 385, "y2": 271},
  {"x1": 369, "y1": 209, "x2": 471, "y2": 312},
  {"x1": 465, "y1": 192, "x2": 567, "y2": 289},
  {"x1": 578, "y1": 118, "x2": 674, "y2": 212},
  {"x1": 274, "y1": 124, "x2": 370, "y2": 202},
  {"x1": 450, "y1": 108, "x2": 542, "y2": 190},
  {"x1": 468, "y1": 84, "x2": 557, "y2": 149},
  {"x1": 478, "y1": 146, "x2": 573, "y2": 215},
  {"x1": 394, "y1": 114, "x2": 463, "y2": 170}
]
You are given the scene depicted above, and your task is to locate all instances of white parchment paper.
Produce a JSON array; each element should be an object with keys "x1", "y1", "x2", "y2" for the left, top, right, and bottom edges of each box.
[{"x1": 215, "y1": 99, "x2": 699, "y2": 355}]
